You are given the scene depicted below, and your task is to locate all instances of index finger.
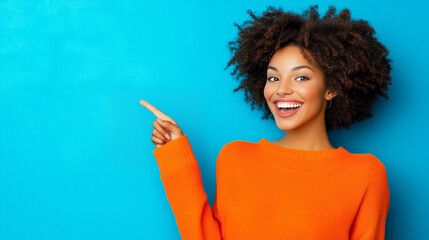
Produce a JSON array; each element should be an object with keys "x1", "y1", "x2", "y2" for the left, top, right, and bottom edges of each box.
[{"x1": 139, "y1": 100, "x2": 177, "y2": 125}]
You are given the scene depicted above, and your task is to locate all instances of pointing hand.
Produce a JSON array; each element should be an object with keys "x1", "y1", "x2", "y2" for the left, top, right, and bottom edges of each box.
[{"x1": 139, "y1": 100, "x2": 184, "y2": 148}]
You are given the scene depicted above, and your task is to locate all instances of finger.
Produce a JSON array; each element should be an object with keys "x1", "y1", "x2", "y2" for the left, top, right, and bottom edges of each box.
[
  {"x1": 152, "y1": 135, "x2": 167, "y2": 145},
  {"x1": 152, "y1": 128, "x2": 169, "y2": 142},
  {"x1": 153, "y1": 119, "x2": 171, "y2": 140},
  {"x1": 139, "y1": 100, "x2": 178, "y2": 125}
]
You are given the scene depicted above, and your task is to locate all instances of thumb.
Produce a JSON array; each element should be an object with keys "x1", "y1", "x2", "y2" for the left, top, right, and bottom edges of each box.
[{"x1": 157, "y1": 118, "x2": 182, "y2": 136}]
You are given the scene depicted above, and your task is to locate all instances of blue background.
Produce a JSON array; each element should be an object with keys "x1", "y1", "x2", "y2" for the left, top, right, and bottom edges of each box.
[{"x1": 1, "y1": 0, "x2": 427, "y2": 239}]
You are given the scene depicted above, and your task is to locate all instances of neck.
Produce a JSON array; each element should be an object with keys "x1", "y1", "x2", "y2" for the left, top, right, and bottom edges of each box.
[{"x1": 275, "y1": 110, "x2": 334, "y2": 151}]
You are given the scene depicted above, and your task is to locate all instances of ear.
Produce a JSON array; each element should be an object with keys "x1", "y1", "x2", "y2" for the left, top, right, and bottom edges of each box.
[{"x1": 324, "y1": 89, "x2": 337, "y2": 101}]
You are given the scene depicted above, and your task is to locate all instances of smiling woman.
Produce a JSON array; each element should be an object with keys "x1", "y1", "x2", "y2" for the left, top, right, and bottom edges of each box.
[{"x1": 147, "y1": 4, "x2": 392, "y2": 240}]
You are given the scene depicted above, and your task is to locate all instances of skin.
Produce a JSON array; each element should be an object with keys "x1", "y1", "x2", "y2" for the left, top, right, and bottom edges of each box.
[{"x1": 264, "y1": 44, "x2": 337, "y2": 150}]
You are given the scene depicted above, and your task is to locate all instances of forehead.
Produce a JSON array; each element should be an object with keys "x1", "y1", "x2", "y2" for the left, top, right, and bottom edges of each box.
[{"x1": 268, "y1": 45, "x2": 323, "y2": 72}]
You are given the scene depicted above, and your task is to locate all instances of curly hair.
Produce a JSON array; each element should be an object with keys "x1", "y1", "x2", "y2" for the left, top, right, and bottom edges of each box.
[{"x1": 225, "y1": 5, "x2": 392, "y2": 131}]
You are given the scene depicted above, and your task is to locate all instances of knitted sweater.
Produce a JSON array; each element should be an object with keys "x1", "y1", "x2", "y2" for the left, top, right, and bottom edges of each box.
[{"x1": 153, "y1": 134, "x2": 390, "y2": 240}]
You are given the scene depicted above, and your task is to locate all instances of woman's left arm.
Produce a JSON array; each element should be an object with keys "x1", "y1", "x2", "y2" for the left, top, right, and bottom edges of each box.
[{"x1": 349, "y1": 158, "x2": 390, "y2": 240}]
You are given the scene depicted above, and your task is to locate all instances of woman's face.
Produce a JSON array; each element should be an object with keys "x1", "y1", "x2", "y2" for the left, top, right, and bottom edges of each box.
[{"x1": 264, "y1": 44, "x2": 335, "y2": 131}]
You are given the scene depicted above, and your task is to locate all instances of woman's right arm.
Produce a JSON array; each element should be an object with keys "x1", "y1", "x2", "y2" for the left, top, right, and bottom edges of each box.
[
  {"x1": 153, "y1": 134, "x2": 223, "y2": 240},
  {"x1": 140, "y1": 100, "x2": 222, "y2": 239}
]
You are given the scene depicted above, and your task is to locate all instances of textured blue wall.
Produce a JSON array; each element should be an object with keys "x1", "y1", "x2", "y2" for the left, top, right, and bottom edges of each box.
[{"x1": 0, "y1": 0, "x2": 427, "y2": 239}]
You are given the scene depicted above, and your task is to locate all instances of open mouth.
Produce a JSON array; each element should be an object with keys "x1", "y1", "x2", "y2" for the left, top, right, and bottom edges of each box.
[{"x1": 276, "y1": 102, "x2": 303, "y2": 113}]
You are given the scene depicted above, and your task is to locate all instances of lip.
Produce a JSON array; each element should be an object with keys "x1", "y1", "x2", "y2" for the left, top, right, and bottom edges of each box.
[
  {"x1": 273, "y1": 98, "x2": 303, "y2": 104},
  {"x1": 274, "y1": 101, "x2": 303, "y2": 118}
]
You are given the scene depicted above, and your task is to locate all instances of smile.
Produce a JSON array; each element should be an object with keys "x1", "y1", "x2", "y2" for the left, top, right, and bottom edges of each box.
[{"x1": 274, "y1": 102, "x2": 303, "y2": 117}]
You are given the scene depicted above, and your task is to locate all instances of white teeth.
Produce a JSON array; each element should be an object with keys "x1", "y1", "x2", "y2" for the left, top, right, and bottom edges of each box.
[{"x1": 277, "y1": 102, "x2": 302, "y2": 108}]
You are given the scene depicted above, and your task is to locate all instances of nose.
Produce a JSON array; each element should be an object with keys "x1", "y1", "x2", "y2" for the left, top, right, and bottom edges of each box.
[{"x1": 276, "y1": 79, "x2": 293, "y2": 96}]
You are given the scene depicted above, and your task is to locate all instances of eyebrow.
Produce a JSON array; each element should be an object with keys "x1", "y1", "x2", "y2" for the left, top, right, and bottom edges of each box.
[{"x1": 267, "y1": 65, "x2": 314, "y2": 72}]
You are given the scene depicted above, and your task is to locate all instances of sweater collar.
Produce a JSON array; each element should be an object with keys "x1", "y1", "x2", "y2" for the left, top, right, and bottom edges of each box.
[{"x1": 258, "y1": 138, "x2": 349, "y2": 159}]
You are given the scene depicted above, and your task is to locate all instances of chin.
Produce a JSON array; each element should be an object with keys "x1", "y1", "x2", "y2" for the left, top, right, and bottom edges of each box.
[{"x1": 274, "y1": 119, "x2": 301, "y2": 131}]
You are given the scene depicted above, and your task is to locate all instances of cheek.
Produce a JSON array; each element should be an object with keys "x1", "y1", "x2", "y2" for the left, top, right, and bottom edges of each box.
[
  {"x1": 264, "y1": 84, "x2": 275, "y2": 101},
  {"x1": 297, "y1": 85, "x2": 322, "y2": 101}
]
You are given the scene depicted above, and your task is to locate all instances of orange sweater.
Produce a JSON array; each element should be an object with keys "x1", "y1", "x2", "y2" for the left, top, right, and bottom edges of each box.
[{"x1": 153, "y1": 134, "x2": 390, "y2": 240}]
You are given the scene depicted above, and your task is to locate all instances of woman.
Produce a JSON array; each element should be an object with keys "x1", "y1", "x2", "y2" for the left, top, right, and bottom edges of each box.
[{"x1": 140, "y1": 5, "x2": 392, "y2": 240}]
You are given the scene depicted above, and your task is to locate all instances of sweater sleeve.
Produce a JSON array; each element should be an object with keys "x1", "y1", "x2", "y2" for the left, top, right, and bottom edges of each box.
[
  {"x1": 152, "y1": 134, "x2": 222, "y2": 240},
  {"x1": 349, "y1": 157, "x2": 390, "y2": 240}
]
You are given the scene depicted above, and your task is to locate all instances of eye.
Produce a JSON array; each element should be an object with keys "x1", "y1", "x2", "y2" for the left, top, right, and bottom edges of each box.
[
  {"x1": 296, "y1": 76, "x2": 309, "y2": 81},
  {"x1": 267, "y1": 76, "x2": 279, "y2": 82}
]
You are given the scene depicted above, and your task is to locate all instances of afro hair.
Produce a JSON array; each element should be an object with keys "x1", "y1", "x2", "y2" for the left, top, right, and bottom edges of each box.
[{"x1": 225, "y1": 5, "x2": 393, "y2": 131}]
